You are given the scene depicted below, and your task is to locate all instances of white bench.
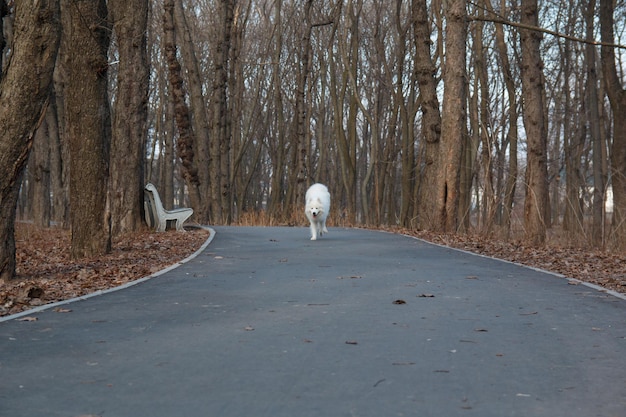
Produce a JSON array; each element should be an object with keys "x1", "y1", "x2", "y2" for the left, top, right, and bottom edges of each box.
[{"x1": 144, "y1": 183, "x2": 193, "y2": 232}]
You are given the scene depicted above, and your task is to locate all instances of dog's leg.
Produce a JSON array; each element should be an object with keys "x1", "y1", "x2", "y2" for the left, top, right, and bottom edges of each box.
[
  {"x1": 310, "y1": 222, "x2": 317, "y2": 240},
  {"x1": 322, "y1": 219, "x2": 328, "y2": 234}
]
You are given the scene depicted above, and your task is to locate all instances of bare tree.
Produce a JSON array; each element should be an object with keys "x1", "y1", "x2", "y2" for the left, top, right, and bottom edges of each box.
[
  {"x1": 0, "y1": 0, "x2": 61, "y2": 280},
  {"x1": 435, "y1": 0, "x2": 467, "y2": 232},
  {"x1": 290, "y1": 0, "x2": 314, "y2": 211},
  {"x1": 600, "y1": 0, "x2": 626, "y2": 247},
  {"x1": 60, "y1": 0, "x2": 112, "y2": 258},
  {"x1": 162, "y1": 0, "x2": 202, "y2": 212},
  {"x1": 211, "y1": 0, "x2": 236, "y2": 224},
  {"x1": 266, "y1": 0, "x2": 288, "y2": 219},
  {"x1": 586, "y1": 0, "x2": 605, "y2": 247},
  {"x1": 413, "y1": 0, "x2": 442, "y2": 231},
  {"x1": 486, "y1": 0, "x2": 519, "y2": 237},
  {"x1": 174, "y1": 1, "x2": 211, "y2": 223},
  {"x1": 109, "y1": 0, "x2": 150, "y2": 236},
  {"x1": 520, "y1": 0, "x2": 548, "y2": 245}
]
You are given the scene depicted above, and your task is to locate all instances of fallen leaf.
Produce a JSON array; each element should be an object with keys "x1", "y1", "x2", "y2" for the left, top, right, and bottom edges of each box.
[
  {"x1": 53, "y1": 307, "x2": 72, "y2": 313},
  {"x1": 345, "y1": 340, "x2": 358, "y2": 345},
  {"x1": 418, "y1": 293, "x2": 435, "y2": 298},
  {"x1": 393, "y1": 299, "x2": 407, "y2": 304},
  {"x1": 474, "y1": 328, "x2": 488, "y2": 332},
  {"x1": 16, "y1": 316, "x2": 38, "y2": 322},
  {"x1": 244, "y1": 326, "x2": 255, "y2": 331}
]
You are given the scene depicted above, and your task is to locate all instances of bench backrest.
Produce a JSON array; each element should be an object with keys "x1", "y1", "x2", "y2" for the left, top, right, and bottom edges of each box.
[
  {"x1": 144, "y1": 191, "x2": 157, "y2": 228},
  {"x1": 145, "y1": 183, "x2": 167, "y2": 217}
]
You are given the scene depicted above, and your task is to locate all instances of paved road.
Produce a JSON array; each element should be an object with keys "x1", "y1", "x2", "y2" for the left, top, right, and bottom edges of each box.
[{"x1": 1, "y1": 226, "x2": 625, "y2": 417}]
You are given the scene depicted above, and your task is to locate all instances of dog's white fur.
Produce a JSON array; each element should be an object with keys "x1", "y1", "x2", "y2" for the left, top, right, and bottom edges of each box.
[{"x1": 305, "y1": 183, "x2": 330, "y2": 240}]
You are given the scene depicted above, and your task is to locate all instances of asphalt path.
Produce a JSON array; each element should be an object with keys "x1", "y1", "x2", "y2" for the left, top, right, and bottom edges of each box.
[{"x1": 1, "y1": 226, "x2": 625, "y2": 417}]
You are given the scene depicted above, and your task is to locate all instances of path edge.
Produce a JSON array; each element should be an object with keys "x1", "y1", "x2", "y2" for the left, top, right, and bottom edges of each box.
[
  {"x1": 0, "y1": 226, "x2": 216, "y2": 323},
  {"x1": 401, "y1": 232, "x2": 626, "y2": 302}
]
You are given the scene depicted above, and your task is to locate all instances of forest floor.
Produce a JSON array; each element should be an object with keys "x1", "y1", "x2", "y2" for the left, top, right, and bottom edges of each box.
[{"x1": 1, "y1": 223, "x2": 625, "y2": 317}]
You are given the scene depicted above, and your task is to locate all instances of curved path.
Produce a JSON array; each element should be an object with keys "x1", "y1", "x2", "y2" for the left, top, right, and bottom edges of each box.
[{"x1": 1, "y1": 226, "x2": 625, "y2": 417}]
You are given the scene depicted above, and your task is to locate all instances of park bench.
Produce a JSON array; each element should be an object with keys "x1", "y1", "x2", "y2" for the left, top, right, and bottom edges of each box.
[{"x1": 144, "y1": 183, "x2": 193, "y2": 232}]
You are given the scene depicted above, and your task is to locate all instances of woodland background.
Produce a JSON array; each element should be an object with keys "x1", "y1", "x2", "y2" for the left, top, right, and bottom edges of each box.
[{"x1": 1, "y1": 0, "x2": 626, "y2": 284}]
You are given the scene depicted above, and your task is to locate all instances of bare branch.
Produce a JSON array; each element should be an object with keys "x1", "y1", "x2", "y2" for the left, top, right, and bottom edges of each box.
[{"x1": 467, "y1": 14, "x2": 626, "y2": 50}]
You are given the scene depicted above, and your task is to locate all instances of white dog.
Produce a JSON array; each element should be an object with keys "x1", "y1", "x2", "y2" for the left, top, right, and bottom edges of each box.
[{"x1": 305, "y1": 183, "x2": 330, "y2": 240}]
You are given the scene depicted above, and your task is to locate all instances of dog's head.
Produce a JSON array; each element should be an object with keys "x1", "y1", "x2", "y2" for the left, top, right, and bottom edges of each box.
[{"x1": 307, "y1": 199, "x2": 324, "y2": 219}]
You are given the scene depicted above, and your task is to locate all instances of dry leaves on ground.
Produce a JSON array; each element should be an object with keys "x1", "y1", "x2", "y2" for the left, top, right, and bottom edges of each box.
[
  {"x1": 406, "y1": 230, "x2": 626, "y2": 295},
  {"x1": 1, "y1": 224, "x2": 210, "y2": 317}
]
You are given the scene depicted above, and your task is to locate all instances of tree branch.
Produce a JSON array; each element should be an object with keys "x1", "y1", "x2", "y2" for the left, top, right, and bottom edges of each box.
[{"x1": 467, "y1": 14, "x2": 626, "y2": 50}]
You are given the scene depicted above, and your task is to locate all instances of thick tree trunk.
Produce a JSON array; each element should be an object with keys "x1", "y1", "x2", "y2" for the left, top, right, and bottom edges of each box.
[
  {"x1": 209, "y1": 0, "x2": 235, "y2": 224},
  {"x1": 600, "y1": 0, "x2": 626, "y2": 247},
  {"x1": 60, "y1": 0, "x2": 112, "y2": 258},
  {"x1": 162, "y1": 0, "x2": 202, "y2": 212},
  {"x1": 412, "y1": 0, "x2": 442, "y2": 231},
  {"x1": 520, "y1": 0, "x2": 548, "y2": 245},
  {"x1": 435, "y1": 0, "x2": 467, "y2": 232},
  {"x1": 109, "y1": 0, "x2": 150, "y2": 236},
  {"x1": 0, "y1": 0, "x2": 61, "y2": 280}
]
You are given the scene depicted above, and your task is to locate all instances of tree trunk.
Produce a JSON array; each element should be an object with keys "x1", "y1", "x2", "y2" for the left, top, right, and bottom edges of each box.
[
  {"x1": 210, "y1": 0, "x2": 235, "y2": 224},
  {"x1": 562, "y1": 40, "x2": 584, "y2": 237},
  {"x1": 333, "y1": 1, "x2": 358, "y2": 224},
  {"x1": 435, "y1": 0, "x2": 467, "y2": 232},
  {"x1": 520, "y1": 0, "x2": 548, "y2": 245},
  {"x1": 291, "y1": 0, "x2": 313, "y2": 211},
  {"x1": 109, "y1": 0, "x2": 149, "y2": 236},
  {"x1": 0, "y1": 0, "x2": 61, "y2": 280},
  {"x1": 586, "y1": 0, "x2": 605, "y2": 247},
  {"x1": 30, "y1": 117, "x2": 52, "y2": 227},
  {"x1": 412, "y1": 0, "x2": 442, "y2": 231},
  {"x1": 474, "y1": 11, "x2": 495, "y2": 233},
  {"x1": 0, "y1": 0, "x2": 7, "y2": 72},
  {"x1": 486, "y1": 0, "x2": 518, "y2": 236},
  {"x1": 266, "y1": 0, "x2": 287, "y2": 220},
  {"x1": 173, "y1": 1, "x2": 211, "y2": 223},
  {"x1": 600, "y1": 0, "x2": 626, "y2": 247},
  {"x1": 60, "y1": 0, "x2": 112, "y2": 258},
  {"x1": 47, "y1": 92, "x2": 68, "y2": 227},
  {"x1": 162, "y1": 0, "x2": 202, "y2": 212}
]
